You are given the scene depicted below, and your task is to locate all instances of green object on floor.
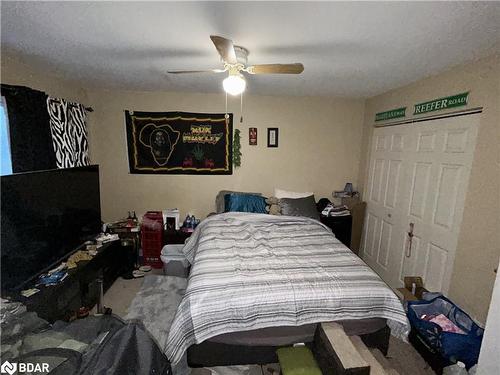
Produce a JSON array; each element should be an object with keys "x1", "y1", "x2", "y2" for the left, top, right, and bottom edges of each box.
[{"x1": 277, "y1": 346, "x2": 322, "y2": 375}]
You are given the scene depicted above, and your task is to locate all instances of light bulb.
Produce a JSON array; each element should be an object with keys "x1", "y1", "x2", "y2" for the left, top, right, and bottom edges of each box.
[{"x1": 223, "y1": 74, "x2": 246, "y2": 96}]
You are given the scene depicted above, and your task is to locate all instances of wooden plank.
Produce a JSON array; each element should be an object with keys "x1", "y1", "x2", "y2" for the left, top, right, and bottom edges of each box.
[
  {"x1": 350, "y1": 336, "x2": 400, "y2": 375},
  {"x1": 370, "y1": 349, "x2": 395, "y2": 371},
  {"x1": 312, "y1": 323, "x2": 370, "y2": 375}
]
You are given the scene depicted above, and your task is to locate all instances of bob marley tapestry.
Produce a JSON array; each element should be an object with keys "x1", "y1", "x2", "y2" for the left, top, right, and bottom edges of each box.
[{"x1": 125, "y1": 111, "x2": 233, "y2": 174}]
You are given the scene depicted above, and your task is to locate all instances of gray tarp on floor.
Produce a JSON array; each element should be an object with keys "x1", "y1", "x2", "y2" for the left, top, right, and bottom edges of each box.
[{"x1": 1, "y1": 299, "x2": 171, "y2": 374}]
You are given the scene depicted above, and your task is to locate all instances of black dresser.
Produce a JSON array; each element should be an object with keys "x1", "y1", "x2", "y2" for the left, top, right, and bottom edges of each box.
[{"x1": 320, "y1": 215, "x2": 353, "y2": 251}]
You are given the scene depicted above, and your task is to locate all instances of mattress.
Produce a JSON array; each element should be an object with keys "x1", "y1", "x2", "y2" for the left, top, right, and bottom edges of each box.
[{"x1": 166, "y1": 212, "x2": 409, "y2": 364}]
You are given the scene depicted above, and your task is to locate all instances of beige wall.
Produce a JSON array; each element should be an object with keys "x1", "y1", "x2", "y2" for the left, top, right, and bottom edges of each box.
[
  {"x1": 1, "y1": 53, "x2": 87, "y2": 103},
  {"x1": 85, "y1": 89, "x2": 365, "y2": 221},
  {"x1": 358, "y1": 55, "x2": 500, "y2": 323}
]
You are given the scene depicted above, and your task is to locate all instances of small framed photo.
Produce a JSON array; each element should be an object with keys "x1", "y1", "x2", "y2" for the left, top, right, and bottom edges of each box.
[
  {"x1": 267, "y1": 128, "x2": 279, "y2": 148},
  {"x1": 249, "y1": 127, "x2": 257, "y2": 145}
]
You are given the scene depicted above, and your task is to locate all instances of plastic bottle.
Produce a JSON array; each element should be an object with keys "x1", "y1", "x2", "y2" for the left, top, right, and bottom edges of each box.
[
  {"x1": 184, "y1": 215, "x2": 192, "y2": 229},
  {"x1": 443, "y1": 362, "x2": 467, "y2": 375}
]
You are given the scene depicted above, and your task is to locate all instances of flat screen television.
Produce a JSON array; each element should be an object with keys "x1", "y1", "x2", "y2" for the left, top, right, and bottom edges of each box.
[{"x1": 1, "y1": 165, "x2": 101, "y2": 292}]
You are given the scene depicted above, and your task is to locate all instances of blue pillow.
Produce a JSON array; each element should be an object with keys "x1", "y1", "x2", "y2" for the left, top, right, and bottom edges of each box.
[{"x1": 224, "y1": 193, "x2": 267, "y2": 214}]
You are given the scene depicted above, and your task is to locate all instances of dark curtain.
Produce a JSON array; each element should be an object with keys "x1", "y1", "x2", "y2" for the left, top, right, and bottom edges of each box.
[{"x1": 1, "y1": 84, "x2": 57, "y2": 173}]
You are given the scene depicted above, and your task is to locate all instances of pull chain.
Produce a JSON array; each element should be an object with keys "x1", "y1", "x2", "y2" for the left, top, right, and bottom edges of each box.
[
  {"x1": 406, "y1": 222, "x2": 415, "y2": 257},
  {"x1": 225, "y1": 91, "x2": 229, "y2": 125},
  {"x1": 240, "y1": 92, "x2": 243, "y2": 124}
]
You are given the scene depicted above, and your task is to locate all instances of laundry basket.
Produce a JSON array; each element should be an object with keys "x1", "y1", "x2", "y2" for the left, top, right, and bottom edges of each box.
[
  {"x1": 160, "y1": 244, "x2": 190, "y2": 277},
  {"x1": 407, "y1": 296, "x2": 483, "y2": 369}
]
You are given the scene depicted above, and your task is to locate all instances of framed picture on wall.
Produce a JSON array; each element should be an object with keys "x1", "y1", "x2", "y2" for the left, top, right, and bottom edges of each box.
[
  {"x1": 267, "y1": 128, "x2": 279, "y2": 148},
  {"x1": 249, "y1": 127, "x2": 257, "y2": 145}
]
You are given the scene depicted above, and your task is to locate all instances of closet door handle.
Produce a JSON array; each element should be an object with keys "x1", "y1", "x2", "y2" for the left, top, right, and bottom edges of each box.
[{"x1": 406, "y1": 223, "x2": 415, "y2": 258}]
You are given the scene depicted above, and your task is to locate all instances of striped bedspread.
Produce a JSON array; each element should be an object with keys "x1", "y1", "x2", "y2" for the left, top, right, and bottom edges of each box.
[{"x1": 165, "y1": 212, "x2": 409, "y2": 363}]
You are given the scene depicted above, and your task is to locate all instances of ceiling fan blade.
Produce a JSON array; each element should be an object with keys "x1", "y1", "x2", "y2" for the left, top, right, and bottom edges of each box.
[
  {"x1": 246, "y1": 63, "x2": 304, "y2": 75},
  {"x1": 210, "y1": 35, "x2": 237, "y2": 64},
  {"x1": 167, "y1": 69, "x2": 226, "y2": 74}
]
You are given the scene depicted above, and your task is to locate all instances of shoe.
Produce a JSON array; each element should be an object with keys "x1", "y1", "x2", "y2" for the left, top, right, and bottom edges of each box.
[
  {"x1": 77, "y1": 307, "x2": 90, "y2": 319},
  {"x1": 132, "y1": 270, "x2": 145, "y2": 278},
  {"x1": 139, "y1": 265, "x2": 152, "y2": 272}
]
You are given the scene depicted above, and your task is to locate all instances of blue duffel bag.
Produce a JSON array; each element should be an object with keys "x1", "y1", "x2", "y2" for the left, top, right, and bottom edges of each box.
[{"x1": 407, "y1": 295, "x2": 484, "y2": 369}]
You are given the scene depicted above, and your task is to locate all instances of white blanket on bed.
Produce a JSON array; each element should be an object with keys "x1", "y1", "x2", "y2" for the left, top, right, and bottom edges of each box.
[{"x1": 165, "y1": 212, "x2": 409, "y2": 363}]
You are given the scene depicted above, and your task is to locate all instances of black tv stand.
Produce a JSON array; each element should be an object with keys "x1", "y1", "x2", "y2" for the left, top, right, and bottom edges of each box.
[{"x1": 17, "y1": 240, "x2": 127, "y2": 323}]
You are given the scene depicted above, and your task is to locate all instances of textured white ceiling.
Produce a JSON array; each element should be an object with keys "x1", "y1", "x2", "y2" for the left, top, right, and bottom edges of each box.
[{"x1": 2, "y1": 1, "x2": 499, "y2": 97}]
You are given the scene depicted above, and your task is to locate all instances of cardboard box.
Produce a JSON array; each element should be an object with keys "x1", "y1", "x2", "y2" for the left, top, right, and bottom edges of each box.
[
  {"x1": 396, "y1": 287, "x2": 419, "y2": 302},
  {"x1": 404, "y1": 276, "x2": 423, "y2": 289},
  {"x1": 396, "y1": 276, "x2": 429, "y2": 302}
]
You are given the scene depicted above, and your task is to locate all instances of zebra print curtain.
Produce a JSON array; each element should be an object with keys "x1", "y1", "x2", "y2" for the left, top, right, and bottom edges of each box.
[{"x1": 47, "y1": 97, "x2": 90, "y2": 168}]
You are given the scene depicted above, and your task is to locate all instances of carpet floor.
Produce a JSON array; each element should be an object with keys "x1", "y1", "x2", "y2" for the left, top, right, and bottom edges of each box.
[{"x1": 102, "y1": 273, "x2": 435, "y2": 375}]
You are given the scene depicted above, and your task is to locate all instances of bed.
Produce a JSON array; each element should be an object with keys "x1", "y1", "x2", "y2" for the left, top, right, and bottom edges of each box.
[{"x1": 165, "y1": 211, "x2": 409, "y2": 366}]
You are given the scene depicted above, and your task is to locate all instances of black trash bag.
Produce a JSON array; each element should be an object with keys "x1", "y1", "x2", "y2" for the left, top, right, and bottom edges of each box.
[
  {"x1": 78, "y1": 321, "x2": 171, "y2": 375},
  {"x1": 9, "y1": 315, "x2": 171, "y2": 375}
]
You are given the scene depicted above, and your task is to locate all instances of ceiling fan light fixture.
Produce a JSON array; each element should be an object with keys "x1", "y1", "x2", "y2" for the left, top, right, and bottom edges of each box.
[{"x1": 223, "y1": 73, "x2": 246, "y2": 96}]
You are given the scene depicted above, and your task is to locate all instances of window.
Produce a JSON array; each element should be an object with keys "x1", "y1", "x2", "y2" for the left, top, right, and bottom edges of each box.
[{"x1": 0, "y1": 97, "x2": 12, "y2": 175}]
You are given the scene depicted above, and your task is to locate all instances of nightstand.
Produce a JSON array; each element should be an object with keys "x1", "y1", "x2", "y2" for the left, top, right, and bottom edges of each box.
[{"x1": 320, "y1": 215, "x2": 353, "y2": 251}]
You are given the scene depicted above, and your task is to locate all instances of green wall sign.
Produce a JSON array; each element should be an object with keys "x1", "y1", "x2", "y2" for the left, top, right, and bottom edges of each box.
[
  {"x1": 414, "y1": 92, "x2": 469, "y2": 115},
  {"x1": 375, "y1": 107, "x2": 406, "y2": 122}
]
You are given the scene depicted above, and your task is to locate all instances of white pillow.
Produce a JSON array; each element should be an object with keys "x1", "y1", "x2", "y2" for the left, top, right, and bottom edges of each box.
[{"x1": 274, "y1": 188, "x2": 314, "y2": 199}]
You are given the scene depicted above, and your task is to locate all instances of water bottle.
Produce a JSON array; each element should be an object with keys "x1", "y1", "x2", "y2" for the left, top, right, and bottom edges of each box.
[
  {"x1": 443, "y1": 362, "x2": 467, "y2": 375},
  {"x1": 183, "y1": 215, "x2": 191, "y2": 229}
]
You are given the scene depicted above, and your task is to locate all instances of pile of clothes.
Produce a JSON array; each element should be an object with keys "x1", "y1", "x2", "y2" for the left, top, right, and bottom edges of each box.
[{"x1": 1, "y1": 299, "x2": 171, "y2": 374}]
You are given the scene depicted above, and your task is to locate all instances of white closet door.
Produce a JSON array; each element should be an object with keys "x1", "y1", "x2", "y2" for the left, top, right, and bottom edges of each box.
[{"x1": 362, "y1": 114, "x2": 479, "y2": 293}]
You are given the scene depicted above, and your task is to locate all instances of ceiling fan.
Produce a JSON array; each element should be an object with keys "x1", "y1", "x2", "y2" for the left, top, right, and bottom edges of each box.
[{"x1": 168, "y1": 35, "x2": 304, "y2": 96}]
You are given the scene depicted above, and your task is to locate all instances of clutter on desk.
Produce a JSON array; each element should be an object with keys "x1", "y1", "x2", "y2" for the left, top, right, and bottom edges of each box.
[
  {"x1": 66, "y1": 250, "x2": 94, "y2": 269},
  {"x1": 48, "y1": 262, "x2": 67, "y2": 275},
  {"x1": 105, "y1": 213, "x2": 140, "y2": 234},
  {"x1": 163, "y1": 208, "x2": 180, "y2": 230},
  {"x1": 95, "y1": 233, "x2": 119, "y2": 247},
  {"x1": 22, "y1": 232, "x2": 121, "y2": 293},
  {"x1": 36, "y1": 270, "x2": 68, "y2": 286},
  {"x1": 321, "y1": 203, "x2": 350, "y2": 217},
  {"x1": 126, "y1": 211, "x2": 139, "y2": 227},
  {"x1": 333, "y1": 182, "x2": 355, "y2": 198},
  {"x1": 181, "y1": 214, "x2": 200, "y2": 233},
  {"x1": 333, "y1": 182, "x2": 361, "y2": 209},
  {"x1": 20, "y1": 288, "x2": 40, "y2": 298},
  {"x1": 85, "y1": 243, "x2": 98, "y2": 256}
]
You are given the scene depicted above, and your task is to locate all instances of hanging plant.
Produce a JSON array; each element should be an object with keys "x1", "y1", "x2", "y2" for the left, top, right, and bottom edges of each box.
[{"x1": 233, "y1": 129, "x2": 242, "y2": 167}]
